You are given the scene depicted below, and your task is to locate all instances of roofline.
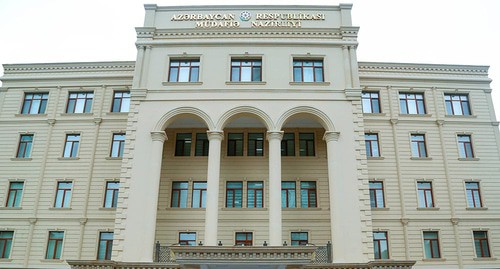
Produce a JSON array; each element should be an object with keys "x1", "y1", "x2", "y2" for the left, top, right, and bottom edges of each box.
[{"x1": 144, "y1": 4, "x2": 351, "y2": 11}]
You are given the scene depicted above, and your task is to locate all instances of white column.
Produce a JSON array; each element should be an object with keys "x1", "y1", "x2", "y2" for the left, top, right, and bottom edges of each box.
[
  {"x1": 267, "y1": 131, "x2": 283, "y2": 246},
  {"x1": 204, "y1": 131, "x2": 224, "y2": 246},
  {"x1": 324, "y1": 131, "x2": 366, "y2": 263}
]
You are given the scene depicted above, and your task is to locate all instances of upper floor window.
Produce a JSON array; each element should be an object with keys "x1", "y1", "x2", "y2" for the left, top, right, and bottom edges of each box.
[
  {"x1": 67, "y1": 92, "x2": 93, "y2": 113},
  {"x1": 465, "y1": 182, "x2": 482, "y2": 208},
  {"x1": 97, "y1": 232, "x2": 113, "y2": 260},
  {"x1": 247, "y1": 133, "x2": 264, "y2": 156},
  {"x1": 171, "y1": 182, "x2": 188, "y2": 208},
  {"x1": 362, "y1": 92, "x2": 381, "y2": 113},
  {"x1": 22, "y1": 93, "x2": 49, "y2": 114},
  {"x1": 192, "y1": 182, "x2": 207, "y2": 208},
  {"x1": 46, "y1": 231, "x2": 64, "y2": 259},
  {"x1": 369, "y1": 181, "x2": 385, "y2": 208},
  {"x1": 235, "y1": 232, "x2": 253, "y2": 246},
  {"x1": 457, "y1": 135, "x2": 474, "y2": 158},
  {"x1": 6, "y1": 182, "x2": 24, "y2": 208},
  {"x1": 423, "y1": 231, "x2": 441, "y2": 259},
  {"x1": 445, "y1": 94, "x2": 470, "y2": 115},
  {"x1": 417, "y1": 182, "x2": 434, "y2": 208},
  {"x1": 400, "y1": 93, "x2": 425, "y2": 114},
  {"x1": 168, "y1": 59, "x2": 200, "y2": 82},
  {"x1": 175, "y1": 133, "x2": 192, "y2": 156},
  {"x1": 291, "y1": 232, "x2": 308, "y2": 246},
  {"x1": 111, "y1": 91, "x2": 130, "y2": 112},
  {"x1": 226, "y1": 181, "x2": 243, "y2": 208},
  {"x1": 195, "y1": 133, "x2": 209, "y2": 156},
  {"x1": 63, "y1": 134, "x2": 80, "y2": 158},
  {"x1": 410, "y1": 134, "x2": 427, "y2": 158},
  {"x1": 300, "y1": 181, "x2": 317, "y2": 208},
  {"x1": 299, "y1": 133, "x2": 315, "y2": 156},
  {"x1": 365, "y1": 133, "x2": 380, "y2": 157},
  {"x1": 104, "y1": 181, "x2": 119, "y2": 208},
  {"x1": 231, "y1": 59, "x2": 262, "y2": 82},
  {"x1": 54, "y1": 182, "x2": 72, "y2": 208},
  {"x1": 281, "y1": 181, "x2": 296, "y2": 208},
  {"x1": 17, "y1": 134, "x2": 33, "y2": 158},
  {"x1": 247, "y1": 181, "x2": 264, "y2": 208},
  {"x1": 473, "y1": 231, "x2": 491, "y2": 257},
  {"x1": 179, "y1": 232, "x2": 196, "y2": 246},
  {"x1": 227, "y1": 133, "x2": 244, "y2": 156},
  {"x1": 293, "y1": 60, "x2": 324, "y2": 82},
  {"x1": 281, "y1": 133, "x2": 295, "y2": 156},
  {"x1": 0, "y1": 231, "x2": 14, "y2": 259},
  {"x1": 373, "y1": 231, "x2": 389, "y2": 259},
  {"x1": 111, "y1": 133, "x2": 126, "y2": 158}
]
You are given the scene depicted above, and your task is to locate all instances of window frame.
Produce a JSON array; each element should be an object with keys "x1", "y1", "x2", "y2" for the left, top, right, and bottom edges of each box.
[
  {"x1": 5, "y1": 181, "x2": 24, "y2": 208},
  {"x1": 465, "y1": 181, "x2": 483, "y2": 208},
  {"x1": 247, "y1": 133, "x2": 264, "y2": 156},
  {"x1": 300, "y1": 181, "x2": 317, "y2": 208},
  {"x1": 103, "y1": 181, "x2": 120, "y2": 208},
  {"x1": 299, "y1": 133, "x2": 315, "y2": 157},
  {"x1": 247, "y1": 181, "x2": 264, "y2": 208},
  {"x1": 292, "y1": 59, "x2": 324, "y2": 82},
  {"x1": 171, "y1": 181, "x2": 189, "y2": 208},
  {"x1": 111, "y1": 91, "x2": 131, "y2": 113},
  {"x1": 0, "y1": 231, "x2": 14, "y2": 259},
  {"x1": 16, "y1": 134, "x2": 34, "y2": 158},
  {"x1": 281, "y1": 132, "x2": 295, "y2": 156},
  {"x1": 365, "y1": 133, "x2": 381, "y2": 157},
  {"x1": 168, "y1": 59, "x2": 200, "y2": 83},
  {"x1": 230, "y1": 58, "x2": 262, "y2": 82},
  {"x1": 45, "y1": 231, "x2": 64, "y2": 260},
  {"x1": 66, "y1": 92, "x2": 93, "y2": 114},
  {"x1": 410, "y1": 134, "x2": 428, "y2": 158},
  {"x1": 227, "y1": 132, "x2": 244, "y2": 156},
  {"x1": 457, "y1": 134, "x2": 475, "y2": 159},
  {"x1": 179, "y1": 232, "x2": 197, "y2": 246},
  {"x1": 373, "y1": 231, "x2": 390, "y2": 259},
  {"x1": 369, "y1": 181, "x2": 385, "y2": 208},
  {"x1": 21, "y1": 92, "x2": 49, "y2": 115},
  {"x1": 291, "y1": 232, "x2": 308, "y2": 246},
  {"x1": 54, "y1": 181, "x2": 73, "y2": 208},
  {"x1": 97, "y1": 232, "x2": 113, "y2": 260},
  {"x1": 226, "y1": 181, "x2": 243, "y2": 208},
  {"x1": 444, "y1": 93, "x2": 471, "y2": 116},
  {"x1": 417, "y1": 181, "x2": 435, "y2": 208},
  {"x1": 422, "y1": 231, "x2": 441, "y2": 259},
  {"x1": 175, "y1": 133, "x2": 193, "y2": 157},
  {"x1": 110, "y1": 133, "x2": 126, "y2": 158},
  {"x1": 399, "y1": 92, "x2": 426, "y2": 115},
  {"x1": 195, "y1": 133, "x2": 209, "y2": 156},
  {"x1": 473, "y1": 231, "x2": 491, "y2": 258},
  {"x1": 192, "y1": 181, "x2": 207, "y2": 208},
  {"x1": 281, "y1": 181, "x2": 296, "y2": 208},
  {"x1": 235, "y1": 232, "x2": 253, "y2": 246},
  {"x1": 362, "y1": 91, "x2": 381, "y2": 113},
  {"x1": 63, "y1": 134, "x2": 80, "y2": 158}
]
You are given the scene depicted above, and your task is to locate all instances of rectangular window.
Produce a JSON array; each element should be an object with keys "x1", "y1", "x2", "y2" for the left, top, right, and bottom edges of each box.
[
  {"x1": 369, "y1": 181, "x2": 385, "y2": 208},
  {"x1": 66, "y1": 92, "x2": 93, "y2": 113},
  {"x1": 235, "y1": 232, "x2": 252, "y2": 246},
  {"x1": 111, "y1": 91, "x2": 130, "y2": 112},
  {"x1": 226, "y1": 181, "x2": 243, "y2": 208},
  {"x1": 168, "y1": 59, "x2": 200, "y2": 82},
  {"x1": 411, "y1": 134, "x2": 427, "y2": 158},
  {"x1": 473, "y1": 231, "x2": 491, "y2": 257},
  {"x1": 17, "y1": 134, "x2": 33, "y2": 158},
  {"x1": 457, "y1": 135, "x2": 474, "y2": 158},
  {"x1": 22, "y1": 93, "x2": 49, "y2": 114},
  {"x1": 400, "y1": 93, "x2": 426, "y2": 114},
  {"x1": 299, "y1": 133, "x2": 315, "y2": 156},
  {"x1": 179, "y1": 232, "x2": 196, "y2": 246},
  {"x1": 247, "y1": 133, "x2": 264, "y2": 156},
  {"x1": 373, "y1": 231, "x2": 389, "y2": 259},
  {"x1": 54, "y1": 182, "x2": 72, "y2": 208},
  {"x1": 281, "y1": 133, "x2": 295, "y2": 156},
  {"x1": 291, "y1": 232, "x2": 308, "y2": 246},
  {"x1": 365, "y1": 133, "x2": 380, "y2": 157},
  {"x1": 104, "y1": 181, "x2": 119, "y2": 208},
  {"x1": 171, "y1": 182, "x2": 188, "y2": 208},
  {"x1": 195, "y1": 133, "x2": 209, "y2": 156},
  {"x1": 46, "y1": 231, "x2": 64, "y2": 259},
  {"x1": 175, "y1": 133, "x2": 192, "y2": 156},
  {"x1": 247, "y1": 181, "x2": 264, "y2": 208},
  {"x1": 6, "y1": 182, "x2": 24, "y2": 208},
  {"x1": 227, "y1": 133, "x2": 244, "y2": 156},
  {"x1": 293, "y1": 60, "x2": 324, "y2": 82},
  {"x1": 362, "y1": 92, "x2": 381, "y2": 113},
  {"x1": 110, "y1": 133, "x2": 126, "y2": 158},
  {"x1": 465, "y1": 182, "x2": 482, "y2": 208},
  {"x1": 282, "y1": 181, "x2": 296, "y2": 208},
  {"x1": 0, "y1": 231, "x2": 13, "y2": 259},
  {"x1": 63, "y1": 134, "x2": 80, "y2": 158},
  {"x1": 300, "y1": 181, "x2": 317, "y2": 208},
  {"x1": 97, "y1": 232, "x2": 113, "y2": 260},
  {"x1": 423, "y1": 231, "x2": 440, "y2": 259},
  {"x1": 231, "y1": 59, "x2": 262, "y2": 82},
  {"x1": 445, "y1": 94, "x2": 470, "y2": 115},
  {"x1": 192, "y1": 182, "x2": 207, "y2": 208},
  {"x1": 417, "y1": 182, "x2": 434, "y2": 208}
]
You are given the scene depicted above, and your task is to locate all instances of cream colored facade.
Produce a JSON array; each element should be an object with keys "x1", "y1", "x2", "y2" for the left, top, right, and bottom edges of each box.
[{"x1": 0, "y1": 4, "x2": 499, "y2": 269}]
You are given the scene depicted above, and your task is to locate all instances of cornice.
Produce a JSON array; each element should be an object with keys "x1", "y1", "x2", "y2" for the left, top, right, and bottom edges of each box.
[
  {"x1": 2, "y1": 61, "x2": 136, "y2": 75},
  {"x1": 152, "y1": 5, "x2": 344, "y2": 12},
  {"x1": 358, "y1": 62, "x2": 489, "y2": 76}
]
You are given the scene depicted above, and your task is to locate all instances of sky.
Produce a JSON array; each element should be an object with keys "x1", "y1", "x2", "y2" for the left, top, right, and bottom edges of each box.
[{"x1": 0, "y1": 0, "x2": 499, "y2": 120}]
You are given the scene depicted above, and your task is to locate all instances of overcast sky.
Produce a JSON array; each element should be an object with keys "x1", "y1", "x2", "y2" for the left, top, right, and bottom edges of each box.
[{"x1": 1, "y1": 0, "x2": 499, "y2": 120}]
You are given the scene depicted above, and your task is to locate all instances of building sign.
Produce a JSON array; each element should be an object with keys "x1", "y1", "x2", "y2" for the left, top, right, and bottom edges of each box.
[{"x1": 170, "y1": 11, "x2": 325, "y2": 28}]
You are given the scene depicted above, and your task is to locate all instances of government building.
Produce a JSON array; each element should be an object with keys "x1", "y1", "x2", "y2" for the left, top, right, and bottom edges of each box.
[{"x1": 0, "y1": 4, "x2": 499, "y2": 269}]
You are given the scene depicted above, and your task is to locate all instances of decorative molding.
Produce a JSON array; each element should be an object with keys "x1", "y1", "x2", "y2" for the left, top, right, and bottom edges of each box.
[
  {"x1": 151, "y1": 131, "x2": 167, "y2": 143},
  {"x1": 401, "y1": 218, "x2": 409, "y2": 225},
  {"x1": 47, "y1": 119, "x2": 56, "y2": 126},
  {"x1": 323, "y1": 131, "x2": 340, "y2": 142},
  {"x1": 2, "y1": 62, "x2": 135, "y2": 74},
  {"x1": 345, "y1": 88, "x2": 362, "y2": 100},
  {"x1": 358, "y1": 62, "x2": 489, "y2": 75},
  {"x1": 266, "y1": 131, "x2": 284, "y2": 141},
  {"x1": 207, "y1": 131, "x2": 224, "y2": 141}
]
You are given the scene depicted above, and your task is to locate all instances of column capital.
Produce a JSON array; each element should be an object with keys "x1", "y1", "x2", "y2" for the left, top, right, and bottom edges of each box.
[
  {"x1": 150, "y1": 131, "x2": 167, "y2": 142},
  {"x1": 207, "y1": 131, "x2": 224, "y2": 141},
  {"x1": 323, "y1": 131, "x2": 340, "y2": 142},
  {"x1": 266, "y1": 131, "x2": 284, "y2": 141}
]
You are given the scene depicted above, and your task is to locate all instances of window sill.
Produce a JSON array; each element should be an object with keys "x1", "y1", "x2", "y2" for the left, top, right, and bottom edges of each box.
[
  {"x1": 15, "y1": 113, "x2": 47, "y2": 117},
  {"x1": 225, "y1": 81, "x2": 267, "y2": 85},
  {"x1": 398, "y1": 113, "x2": 432, "y2": 117},
  {"x1": 0, "y1": 207, "x2": 22, "y2": 210},
  {"x1": 289, "y1": 82, "x2": 330, "y2": 86},
  {"x1": 10, "y1": 158, "x2": 32, "y2": 161},
  {"x1": 167, "y1": 207, "x2": 206, "y2": 210},
  {"x1": 410, "y1": 157, "x2": 433, "y2": 160},
  {"x1": 60, "y1": 113, "x2": 94, "y2": 116},
  {"x1": 473, "y1": 257, "x2": 497, "y2": 261},
  {"x1": 105, "y1": 157, "x2": 123, "y2": 160},
  {"x1": 363, "y1": 113, "x2": 387, "y2": 117},
  {"x1": 371, "y1": 207, "x2": 389, "y2": 211},
  {"x1": 105, "y1": 112, "x2": 130, "y2": 116},
  {"x1": 40, "y1": 259, "x2": 64, "y2": 263},
  {"x1": 99, "y1": 207, "x2": 117, "y2": 211},
  {"x1": 458, "y1": 157, "x2": 480, "y2": 161},
  {"x1": 49, "y1": 207, "x2": 72, "y2": 210},
  {"x1": 282, "y1": 207, "x2": 322, "y2": 211},
  {"x1": 162, "y1": 82, "x2": 203, "y2": 86},
  {"x1": 222, "y1": 207, "x2": 268, "y2": 211},
  {"x1": 466, "y1": 207, "x2": 488, "y2": 210},
  {"x1": 445, "y1": 114, "x2": 477, "y2": 118},
  {"x1": 422, "y1": 258, "x2": 446, "y2": 262},
  {"x1": 0, "y1": 259, "x2": 13, "y2": 262},
  {"x1": 367, "y1": 156, "x2": 385, "y2": 160},
  {"x1": 58, "y1": 157, "x2": 80, "y2": 161},
  {"x1": 417, "y1": 207, "x2": 440, "y2": 211}
]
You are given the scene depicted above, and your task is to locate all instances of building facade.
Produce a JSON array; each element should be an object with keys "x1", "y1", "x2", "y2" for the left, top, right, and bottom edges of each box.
[{"x1": 0, "y1": 4, "x2": 499, "y2": 269}]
